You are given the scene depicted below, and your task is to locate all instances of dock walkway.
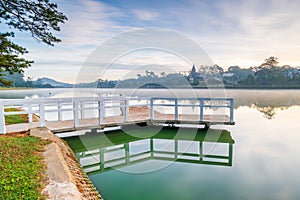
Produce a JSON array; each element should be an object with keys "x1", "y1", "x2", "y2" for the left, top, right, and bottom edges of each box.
[{"x1": 0, "y1": 96, "x2": 234, "y2": 134}]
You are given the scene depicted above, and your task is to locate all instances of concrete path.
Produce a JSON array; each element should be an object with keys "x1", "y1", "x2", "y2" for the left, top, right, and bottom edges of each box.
[{"x1": 31, "y1": 127, "x2": 101, "y2": 200}]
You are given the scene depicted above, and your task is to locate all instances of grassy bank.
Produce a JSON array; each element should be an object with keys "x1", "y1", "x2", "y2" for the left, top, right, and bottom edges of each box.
[
  {"x1": 4, "y1": 108, "x2": 28, "y2": 125},
  {"x1": 0, "y1": 132, "x2": 48, "y2": 199},
  {"x1": 4, "y1": 108, "x2": 39, "y2": 125},
  {"x1": 0, "y1": 87, "x2": 33, "y2": 90}
]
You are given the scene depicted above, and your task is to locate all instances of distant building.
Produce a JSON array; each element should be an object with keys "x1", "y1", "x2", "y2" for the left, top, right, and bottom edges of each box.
[{"x1": 187, "y1": 64, "x2": 204, "y2": 86}]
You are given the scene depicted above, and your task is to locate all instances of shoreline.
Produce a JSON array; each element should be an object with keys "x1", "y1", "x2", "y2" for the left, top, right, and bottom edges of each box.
[
  {"x1": 0, "y1": 87, "x2": 34, "y2": 90},
  {"x1": 30, "y1": 127, "x2": 102, "y2": 200},
  {"x1": 1, "y1": 86, "x2": 300, "y2": 90}
]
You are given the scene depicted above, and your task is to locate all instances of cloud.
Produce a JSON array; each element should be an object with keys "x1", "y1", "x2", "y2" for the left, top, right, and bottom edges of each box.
[
  {"x1": 132, "y1": 9, "x2": 159, "y2": 21},
  {"x1": 182, "y1": 0, "x2": 300, "y2": 67},
  {"x1": 24, "y1": 0, "x2": 130, "y2": 83},
  {"x1": 21, "y1": 0, "x2": 300, "y2": 83},
  {"x1": 57, "y1": 0, "x2": 125, "y2": 46}
]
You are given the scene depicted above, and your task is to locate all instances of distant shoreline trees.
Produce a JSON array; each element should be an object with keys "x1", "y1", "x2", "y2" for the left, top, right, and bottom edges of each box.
[{"x1": 2, "y1": 56, "x2": 300, "y2": 88}]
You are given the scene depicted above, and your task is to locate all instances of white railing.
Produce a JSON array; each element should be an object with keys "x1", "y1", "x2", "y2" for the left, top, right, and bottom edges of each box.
[
  {"x1": 150, "y1": 97, "x2": 234, "y2": 122},
  {"x1": 0, "y1": 96, "x2": 234, "y2": 134}
]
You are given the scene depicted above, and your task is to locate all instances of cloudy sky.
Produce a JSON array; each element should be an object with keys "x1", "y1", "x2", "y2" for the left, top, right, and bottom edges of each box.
[{"x1": 6, "y1": 0, "x2": 300, "y2": 83}]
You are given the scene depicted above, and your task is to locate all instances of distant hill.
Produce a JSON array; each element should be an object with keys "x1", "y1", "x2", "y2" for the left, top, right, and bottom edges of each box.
[
  {"x1": 32, "y1": 77, "x2": 100, "y2": 88},
  {"x1": 33, "y1": 77, "x2": 73, "y2": 88}
]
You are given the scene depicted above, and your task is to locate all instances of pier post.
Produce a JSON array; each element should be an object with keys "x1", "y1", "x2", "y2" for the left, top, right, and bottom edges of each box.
[
  {"x1": 0, "y1": 101, "x2": 6, "y2": 134},
  {"x1": 229, "y1": 143, "x2": 233, "y2": 166},
  {"x1": 200, "y1": 98, "x2": 204, "y2": 122},
  {"x1": 150, "y1": 98, "x2": 154, "y2": 121},
  {"x1": 230, "y1": 99, "x2": 234, "y2": 123},
  {"x1": 175, "y1": 140, "x2": 178, "y2": 159},
  {"x1": 125, "y1": 99, "x2": 129, "y2": 121},
  {"x1": 58, "y1": 103, "x2": 62, "y2": 121},
  {"x1": 125, "y1": 143, "x2": 130, "y2": 164},
  {"x1": 73, "y1": 101, "x2": 79, "y2": 127},
  {"x1": 80, "y1": 102, "x2": 85, "y2": 119},
  {"x1": 199, "y1": 141, "x2": 203, "y2": 161},
  {"x1": 174, "y1": 99, "x2": 178, "y2": 120},
  {"x1": 98, "y1": 99, "x2": 104, "y2": 125},
  {"x1": 39, "y1": 103, "x2": 45, "y2": 127},
  {"x1": 100, "y1": 148, "x2": 105, "y2": 171},
  {"x1": 150, "y1": 138, "x2": 154, "y2": 158},
  {"x1": 28, "y1": 104, "x2": 33, "y2": 123}
]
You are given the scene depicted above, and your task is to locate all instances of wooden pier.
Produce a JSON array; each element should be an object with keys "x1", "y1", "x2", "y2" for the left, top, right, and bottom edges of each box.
[{"x1": 0, "y1": 96, "x2": 234, "y2": 134}]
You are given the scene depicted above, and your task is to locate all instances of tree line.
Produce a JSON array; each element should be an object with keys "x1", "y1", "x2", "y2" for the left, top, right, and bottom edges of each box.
[
  {"x1": 99, "y1": 56, "x2": 300, "y2": 88},
  {"x1": 2, "y1": 56, "x2": 300, "y2": 88}
]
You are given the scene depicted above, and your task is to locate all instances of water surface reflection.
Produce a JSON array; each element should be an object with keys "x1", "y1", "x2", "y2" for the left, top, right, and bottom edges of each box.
[{"x1": 65, "y1": 127, "x2": 234, "y2": 175}]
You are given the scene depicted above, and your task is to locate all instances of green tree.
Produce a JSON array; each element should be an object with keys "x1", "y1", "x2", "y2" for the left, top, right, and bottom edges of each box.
[
  {"x1": 0, "y1": 0, "x2": 67, "y2": 86},
  {"x1": 239, "y1": 74, "x2": 256, "y2": 85},
  {"x1": 260, "y1": 56, "x2": 279, "y2": 69},
  {"x1": 0, "y1": 33, "x2": 33, "y2": 79}
]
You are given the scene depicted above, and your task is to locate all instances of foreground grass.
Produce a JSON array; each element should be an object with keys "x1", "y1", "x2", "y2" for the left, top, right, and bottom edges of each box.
[
  {"x1": 0, "y1": 133, "x2": 49, "y2": 199},
  {"x1": 4, "y1": 108, "x2": 28, "y2": 125}
]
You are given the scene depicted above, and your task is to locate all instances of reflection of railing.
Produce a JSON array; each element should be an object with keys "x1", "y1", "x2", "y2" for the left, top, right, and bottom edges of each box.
[
  {"x1": 0, "y1": 97, "x2": 234, "y2": 134},
  {"x1": 74, "y1": 129, "x2": 234, "y2": 174}
]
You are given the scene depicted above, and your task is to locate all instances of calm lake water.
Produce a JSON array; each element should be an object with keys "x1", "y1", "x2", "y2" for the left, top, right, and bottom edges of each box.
[{"x1": 2, "y1": 88, "x2": 300, "y2": 199}]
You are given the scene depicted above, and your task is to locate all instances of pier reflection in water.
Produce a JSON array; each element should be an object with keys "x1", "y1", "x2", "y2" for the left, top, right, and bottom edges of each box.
[{"x1": 65, "y1": 126, "x2": 235, "y2": 175}]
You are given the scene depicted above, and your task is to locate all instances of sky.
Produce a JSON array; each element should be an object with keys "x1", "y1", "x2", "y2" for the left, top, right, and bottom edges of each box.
[{"x1": 4, "y1": 0, "x2": 300, "y2": 83}]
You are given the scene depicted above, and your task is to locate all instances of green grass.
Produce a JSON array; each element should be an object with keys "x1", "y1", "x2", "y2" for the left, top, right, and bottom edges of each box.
[
  {"x1": 4, "y1": 108, "x2": 28, "y2": 125},
  {"x1": 0, "y1": 134, "x2": 49, "y2": 199}
]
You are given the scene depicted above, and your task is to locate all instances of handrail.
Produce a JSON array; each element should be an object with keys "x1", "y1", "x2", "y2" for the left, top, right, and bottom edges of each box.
[{"x1": 0, "y1": 96, "x2": 234, "y2": 134}]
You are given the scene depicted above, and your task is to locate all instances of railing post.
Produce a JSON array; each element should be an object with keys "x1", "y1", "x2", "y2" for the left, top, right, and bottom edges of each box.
[
  {"x1": 39, "y1": 103, "x2": 45, "y2": 127},
  {"x1": 150, "y1": 98, "x2": 154, "y2": 121},
  {"x1": 0, "y1": 101, "x2": 6, "y2": 134},
  {"x1": 200, "y1": 98, "x2": 204, "y2": 122},
  {"x1": 230, "y1": 99, "x2": 234, "y2": 123},
  {"x1": 80, "y1": 102, "x2": 85, "y2": 119},
  {"x1": 98, "y1": 101, "x2": 101, "y2": 125},
  {"x1": 175, "y1": 140, "x2": 178, "y2": 159},
  {"x1": 73, "y1": 101, "x2": 79, "y2": 127},
  {"x1": 100, "y1": 148, "x2": 105, "y2": 171},
  {"x1": 58, "y1": 103, "x2": 62, "y2": 121},
  {"x1": 174, "y1": 99, "x2": 178, "y2": 120},
  {"x1": 98, "y1": 99, "x2": 104, "y2": 125},
  {"x1": 28, "y1": 104, "x2": 33, "y2": 123},
  {"x1": 229, "y1": 143, "x2": 233, "y2": 166},
  {"x1": 125, "y1": 143, "x2": 130, "y2": 164},
  {"x1": 199, "y1": 141, "x2": 203, "y2": 161},
  {"x1": 125, "y1": 99, "x2": 129, "y2": 121},
  {"x1": 150, "y1": 138, "x2": 154, "y2": 158}
]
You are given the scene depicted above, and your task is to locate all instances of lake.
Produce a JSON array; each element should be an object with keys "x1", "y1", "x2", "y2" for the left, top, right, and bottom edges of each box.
[{"x1": 2, "y1": 88, "x2": 300, "y2": 199}]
